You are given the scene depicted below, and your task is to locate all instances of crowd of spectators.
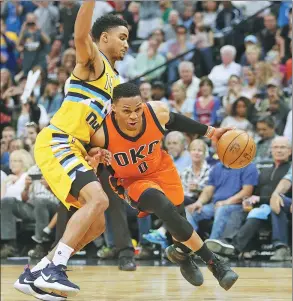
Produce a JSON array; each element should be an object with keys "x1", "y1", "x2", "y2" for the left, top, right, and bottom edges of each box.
[{"x1": 0, "y1": 1, "x2": 292, "y2": 262}]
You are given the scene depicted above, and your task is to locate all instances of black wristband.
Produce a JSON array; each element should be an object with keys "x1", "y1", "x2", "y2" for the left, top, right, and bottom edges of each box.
[{"x1": 165, "y1": 112, "x2": 208, "y2": 136}]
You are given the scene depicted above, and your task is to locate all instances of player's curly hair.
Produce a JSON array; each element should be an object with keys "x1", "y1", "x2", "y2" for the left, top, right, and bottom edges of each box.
[
  {"x1": 91, "y1": 14, "x2": 128, "y2": 41},
  {"x1": 113, "y1": 83, "x2": 140, "y2": 103}
]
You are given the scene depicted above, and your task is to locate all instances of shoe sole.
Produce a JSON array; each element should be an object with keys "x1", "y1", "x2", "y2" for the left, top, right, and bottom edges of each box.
[
  {"x1": 219, "y1": 271, "x2": 239, "y2": 291},
  {"x1": 205, "y1": 240, "x2": 235, "y2": 256},
  {"x1": 34, "y1": 277, "x2": 79, "y2": 297},
  {"x1": 180, "y1": 266, "x2": 204, "y2": 286},
  {"x1": 14, "y1": 280, "x2": 66, "y2": 300},
  {"x1": 118, "y1": 266, "x2": 137, "y2": 271}
]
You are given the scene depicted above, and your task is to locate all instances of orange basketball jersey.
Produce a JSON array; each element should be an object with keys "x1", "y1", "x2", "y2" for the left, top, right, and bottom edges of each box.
[{"x1": 104, "y1": 103, "x2": 166, "y2": 179}]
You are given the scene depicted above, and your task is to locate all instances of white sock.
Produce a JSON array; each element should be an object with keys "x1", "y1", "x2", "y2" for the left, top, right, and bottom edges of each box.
[
  {"x1": 43, "y1": 227, "x2": 52, "y2": 235},
  {"x1": 31, "y1": 257, "x2": 51, "y2": 272},
  {"x1": 52, "y1": 242, "x2": 74, "y2": 267},
  {"x1": 157, "y1": 227, "x2": 167, "y2": 237}
]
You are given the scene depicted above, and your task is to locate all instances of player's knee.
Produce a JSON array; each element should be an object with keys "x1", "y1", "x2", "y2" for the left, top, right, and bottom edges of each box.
[{"x1": 88, "y1": 191, "x2": 109, "y2": 213}]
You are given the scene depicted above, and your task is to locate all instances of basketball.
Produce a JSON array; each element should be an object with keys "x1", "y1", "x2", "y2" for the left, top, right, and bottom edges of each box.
[{"x1": 217, "y1": 130, "x2": 256, "y2": 169}]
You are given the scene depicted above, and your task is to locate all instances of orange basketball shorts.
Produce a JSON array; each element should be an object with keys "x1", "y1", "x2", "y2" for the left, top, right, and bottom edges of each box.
[{"x1": 121, "y1": 153, "x2": 184, "y2": 206}]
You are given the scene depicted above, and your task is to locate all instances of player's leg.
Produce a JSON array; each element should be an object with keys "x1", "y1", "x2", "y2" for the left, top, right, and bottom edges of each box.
[
  {"x1": 33, "y1": 175, "x2": 108, "y2": 297},
  {"x1": 137, "y1": 188, "x2": 239, "y2": 291}
]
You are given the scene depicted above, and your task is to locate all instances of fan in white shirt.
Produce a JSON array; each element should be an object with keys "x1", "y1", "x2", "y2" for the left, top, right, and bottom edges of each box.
[{"x1": 209, "y1": 45, "x2": 242, "y2": 96}]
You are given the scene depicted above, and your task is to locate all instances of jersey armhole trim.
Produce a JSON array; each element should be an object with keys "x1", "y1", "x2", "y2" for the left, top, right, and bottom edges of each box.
[
  {"x1": 146, "y1": 103, "x2": 166, "y2": 135},
  {"x1": 71, "y1": 61, "x2": 106, "y2": 83},
  {"x1": 103, "y1": 121, "x2": 109, "y2": 149}
]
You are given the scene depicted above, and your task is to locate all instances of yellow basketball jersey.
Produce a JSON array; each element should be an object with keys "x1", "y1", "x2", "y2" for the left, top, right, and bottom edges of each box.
[{"x1": 50, "y1": 53, "x2": 120, "y2": 143}]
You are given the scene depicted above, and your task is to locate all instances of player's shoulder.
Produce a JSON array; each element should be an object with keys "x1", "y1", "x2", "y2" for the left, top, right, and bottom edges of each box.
[{"x1": 146, "y1": 101, "x2": 170, "y2": 126}]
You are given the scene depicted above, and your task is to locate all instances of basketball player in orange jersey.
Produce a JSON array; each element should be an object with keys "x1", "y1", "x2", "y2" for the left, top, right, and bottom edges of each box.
[
  {"x1": 87, "y1": 82, "x2": 239, "y2": 291},
  {"x1": 14, "y1": 2, "x2": 129, "y2": 300}
]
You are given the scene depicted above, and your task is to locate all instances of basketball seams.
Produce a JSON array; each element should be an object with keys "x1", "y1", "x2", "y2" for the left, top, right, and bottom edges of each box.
[
  {"x1": 233, "y1": 137, "x2": 256, "y2": 169},
  {"x1": 226, "y1": 132, "x2": 250, "y2": 168},
  {"x1": 220, "y1": 132, "x2": 247, "y2": 166}
]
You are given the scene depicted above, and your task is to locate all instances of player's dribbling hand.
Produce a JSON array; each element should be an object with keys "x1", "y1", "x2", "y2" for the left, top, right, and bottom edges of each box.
[{"x1": 210, "y1": 127, "x2": 235, "y2": 144}]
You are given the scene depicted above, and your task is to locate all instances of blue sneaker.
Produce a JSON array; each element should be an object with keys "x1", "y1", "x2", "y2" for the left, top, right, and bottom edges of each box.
[
  {"x1": 34, "y1": 263, "x2": 80, "y2": 297},
  {"x1": 14, "y1": 265, "x2": 67, "y2": 300},
  {"x1": 143, "y1": 230, "x2": 169, "y2": 249}
]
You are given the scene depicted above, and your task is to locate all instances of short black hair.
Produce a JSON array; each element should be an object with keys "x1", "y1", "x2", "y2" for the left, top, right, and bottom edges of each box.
[
  {"x1": 256, "y1": 116, "x2": 275, "y2": 129},
  {"x1": 113, "y1": 83, "x2": 141, "y2": 103},
  {"x1": 231, "y1": 96, "x2": 250, "y2": 117},
  {"x1": 91, "y1": 14, "x2": 128, "y2": 41}
]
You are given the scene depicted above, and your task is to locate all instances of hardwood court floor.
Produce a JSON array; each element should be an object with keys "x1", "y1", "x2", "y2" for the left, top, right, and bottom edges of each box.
[{"x1": 1, "y1": 265, "x2": 292, "y2": 301}]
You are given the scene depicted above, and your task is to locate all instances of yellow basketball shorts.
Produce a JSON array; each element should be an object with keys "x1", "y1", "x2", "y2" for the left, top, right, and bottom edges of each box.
[{"x1": 34, "y1": 126, "x2": 97, "y2": 209}]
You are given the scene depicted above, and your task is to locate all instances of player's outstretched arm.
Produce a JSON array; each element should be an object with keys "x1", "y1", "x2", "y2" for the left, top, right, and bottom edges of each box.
[
  {"x1": 74, "y1": 1, "x2": 103, "y2": 73},
  {"x1": 149, "y1": 101, "x2": 233, "y2": 143}
]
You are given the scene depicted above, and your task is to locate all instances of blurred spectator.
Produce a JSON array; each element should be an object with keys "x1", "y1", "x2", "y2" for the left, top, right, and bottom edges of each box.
[
  {"x1": 265, "y1": 48, "x2": 286, "y2": 84},
  {"x1": 163, "y1": 10, "x2": 182, "y2": 41},
  {"x1": 175, "y1": 61, "x2": 200, "y2": 99},
  {"x1": 240, "y1": 35, "x2": 264, "y2": 66},
  {"x1": 24, "y1": 121, "x2": 38, "y2": 156},
  {"x1": 244, "y1": 45, "x2": 262, "y2": 69},
  {"x1": 278, "y1": 7, "x2": 292, "y2": 61},
  {"x1": 1, "y1": 1, "x2": 23, "y2": 34},
  {"x1": 127, "y1": 1, "x2": 140, "y2": 41},
  {"x1": 92, "y1": 0, "x2": 113, "y2": 25},
  {"x1": 194, "y1": 77, "x2": 221, "y2": 126},
  {"x1": 139, "y1": 82, "x2": 153, "y2": 103},
  {"x1": 221, "y1": 97, "x2": 253, "y2": 133},
  {"x1": 202, "y1": 1, "x2": 219, "y2": 29},
  {"x1": 137, "y1": 1, "x2": 161, "y2": 39},
  {"x1": 21, "y1": 165, "x2": 59, "y2": 258},
  {"x1": 139, "y1": 29, "x2": 165, "y2": 54},
  {"x1": 270, "y1": 165, "x2": 292, "y2": 261},
  {"x1": 160, "y1": 25, "x2": 194, "y2": 83},
  {"x1": 180, "y1": 139, "x2": 210, "y2": 205},
  {"x1": 277, "y1": 1, "x2": 292, "y2": 27},
  {"x1": 160, "y1": 0, "x2": 173, "y2": 24},
  {"x1": 285, "y1": 43, "x2": 292, "y2": 84},
  {"x1": 164, "y1": 131, "x2": 192, "y2": 173},
  {"x1": 151, "y1": 81, "x2": 167, "y2": 102},
  {"x1": 206, "y1": 137, "x2": 291, "y2": 258},
  {"x1": 254, "y1": 61, "x2": 274, "y2": 93},
  {"x1": 38, "y1": 79, "x2": 63, "y2": 119},
  {"x1": 215, "y1": 1, "x2": 242, "y2": 31},
  {"x1": 56, "y1": 67, "x2": 69, "y2": 96},
  {"x1": 59, "y1": 1, "x2": 80, "y2": 50},
  {"x1": 167, "y1": 82, "x2": 194, "y2": 118},
  {"x1": 0, "y1": 17, "x2": 18, "y2": 74},
  {"x1": 258, "y1": 14, "x2": 278, "y2": 56},
  {"x1": 222, "y1": 75, "x2": 242, "y2": 115},
  {"x1": 1, "y1": 126, "x2": 16, "y2": 169},
  {"x1": 128, "y1": 37, "x2": 166, "y2": 81},
  {"x1": 47, "y1": 38, "x2": 62, "y2": 77},
  {"x1": 209, "y1": 45, "x2": 241, "y2": 96},
  {"x1": 254, "y1": 116, "x2": 277, "y2": 164},
  {"x1": 0, "y1": 69, "x2": 14, "y2": 132},
  {"x1": 241, "y1": 67, "x2": 258, "y2": 100},
  {"x1": 61, "y1": 48, "x2": 76, "y2": 75},
  {"x1": 34, "y1": 1, "x2": 59, "y2": 40},
  {"x1": 190, "y1": 16, "x2": 214, "y2": 50},
  {"x1": 180, "y1": 3, "x2": 194, "y2": 30},
  {"x1": 1, "y1": 149, "x2": 34, "y2": 258},
  {"x1": 186, "y1": 161, "x2": 258, "y2": 240},
  {"x1": 16, "y1": 13, "x2": 50, "y2": 75},
  {"x1": 283, "y1": 110, "x2": 292, "y2": 143},
  {"x1": 111, "y1": 0, "x2": 135, "y2": 42}
]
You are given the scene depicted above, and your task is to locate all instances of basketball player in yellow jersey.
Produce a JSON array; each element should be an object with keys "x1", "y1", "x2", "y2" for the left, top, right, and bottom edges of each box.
[{"x1": 14, "y1": 2, "x2": 129, "y2": 300}]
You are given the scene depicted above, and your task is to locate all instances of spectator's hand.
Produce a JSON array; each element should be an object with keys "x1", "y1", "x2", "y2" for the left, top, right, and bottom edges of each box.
[
  {"x1": 214, "y1": 200, "x2": 228, "y2": 209},
  {"x1": 167, "y1": 52, "x2": 174, "y2": 60},
  {"x1": 242, "y1": 195, "x2": 260, "y2": 212},
  {"x1": 210, "y1": 127, "x2": 235, "y2": 144},
  {"x1": 40, "y1": 177, "x2": 51, "y2": 191},
  {"x1": 187, "y1": 200, "x2": 202, "y2": 213},
  {"x1": 188, "y1": 182, "x2": 198, "y2": 192},
  {"x1": 270, "y1": 192, "x2": 284, "y2": 214},
  {"x1": 147, "y1": 47, "x2": 155, "y2": 58},
  {"x1": 25, "y1": 176, "x2": 32, "y2": 189}
]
